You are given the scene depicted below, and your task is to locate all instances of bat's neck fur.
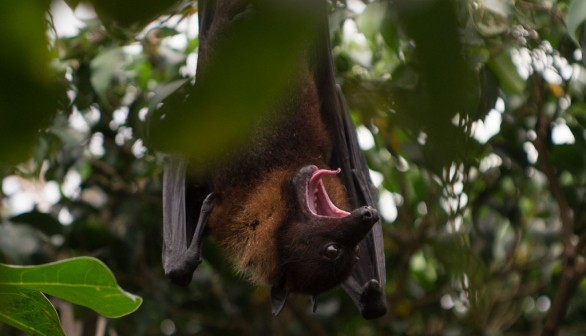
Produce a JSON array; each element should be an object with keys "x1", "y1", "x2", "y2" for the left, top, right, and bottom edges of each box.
[{"x1": 208, "y1": 67, "x2": 348, "y2": 285}]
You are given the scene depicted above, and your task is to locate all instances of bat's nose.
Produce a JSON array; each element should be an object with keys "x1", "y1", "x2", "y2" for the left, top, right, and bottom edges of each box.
[
  {"x1": 356, "y1": 206, "x2": 379, "y2": 225},
  {"x1": 333, "y1": 206, "x2": 379, "y2": 246}
]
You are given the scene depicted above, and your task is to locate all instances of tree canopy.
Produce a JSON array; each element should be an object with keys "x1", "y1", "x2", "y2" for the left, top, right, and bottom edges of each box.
[{"x1": 1, "y1": 0, "x2": 586, "y2": 335}]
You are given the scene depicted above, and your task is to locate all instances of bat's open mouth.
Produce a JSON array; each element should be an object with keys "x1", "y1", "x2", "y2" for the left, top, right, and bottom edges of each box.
[{"x1": 306, "y1": 168, "x2": 350, "y2": 218}]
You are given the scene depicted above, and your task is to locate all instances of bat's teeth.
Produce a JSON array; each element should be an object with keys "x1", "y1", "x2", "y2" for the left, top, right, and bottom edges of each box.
[
  {"x1": 307, "y1": 168, "x2": 350, "y2": 217},
  {"x1": 314, "y1": 190, "x2": 319, "y2": 211}
]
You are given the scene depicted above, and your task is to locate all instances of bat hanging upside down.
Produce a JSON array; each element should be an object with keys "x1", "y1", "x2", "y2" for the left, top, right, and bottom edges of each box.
[{"x1": 161, "y1": 0, "x2": 387, "y2": 319}]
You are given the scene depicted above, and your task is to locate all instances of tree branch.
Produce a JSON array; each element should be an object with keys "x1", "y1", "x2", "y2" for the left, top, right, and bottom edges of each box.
[
  {"x1": 516, "y1": 1, "x2": 565, "y2": 26},
  {"x1": 285, "y1": 298, "x2": 328, "y2": 336},
  {"x1": 529, "y1": 76, "x2": 584, "y2": 336},
  {"x1": 532, "y1": 87, "x2": 573, "y2": 247}
]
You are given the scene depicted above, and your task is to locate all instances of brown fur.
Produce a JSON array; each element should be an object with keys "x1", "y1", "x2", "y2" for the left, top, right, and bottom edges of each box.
[
  {"x1": 209, "y1": 167, "x2": 349, "y2": 285},
  {"x1": 207, "y1": 66, "x2": 349, "y2": 285}
]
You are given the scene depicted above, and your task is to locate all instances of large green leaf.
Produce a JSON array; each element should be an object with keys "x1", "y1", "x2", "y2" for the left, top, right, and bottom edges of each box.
[
  {"x1": 0, "y1": 0, "x2": 60, "y2": 165},
  {"x1": 148, "y1": 1, "x2": 322, "y2": 165},
  {"x1": 0, "y1": 286, "x2": 65, "y2": 336},
  {"x1": 0, "y1": 257, "x2": 142, "y2": 318},
  {"x1": 567, "y1": 0, "x2": 586, "y2": 44}
]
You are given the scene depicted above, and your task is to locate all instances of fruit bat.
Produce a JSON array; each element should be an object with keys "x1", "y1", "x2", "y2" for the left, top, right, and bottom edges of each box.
[{"x1": 161, "y1": 0, "x2": 387, "y2": 319}]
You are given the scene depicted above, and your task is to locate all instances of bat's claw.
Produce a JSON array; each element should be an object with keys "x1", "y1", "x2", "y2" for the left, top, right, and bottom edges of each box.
[
  {"x1": 164, "y1": 258, "x2": 202, "y2": 286},
  {"x1": 164, "y1": 192, "x2": 214, "y2": 287},
  {"x1": 359, "y1": 279, "x2": 387, "y2": 319},
  {"x1": 200, "y1": 193, "x2": 217, "y2": 213}
]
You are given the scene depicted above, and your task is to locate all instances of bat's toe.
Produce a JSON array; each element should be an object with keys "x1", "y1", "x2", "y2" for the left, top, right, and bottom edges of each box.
[{"x1": 360, "y1": 279, "x2": 387, "y2": 319}]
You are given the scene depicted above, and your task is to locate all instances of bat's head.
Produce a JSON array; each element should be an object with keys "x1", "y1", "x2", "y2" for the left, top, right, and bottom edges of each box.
[{"x1": 271, "y1": 165, "x2": 379, "y2": 315}]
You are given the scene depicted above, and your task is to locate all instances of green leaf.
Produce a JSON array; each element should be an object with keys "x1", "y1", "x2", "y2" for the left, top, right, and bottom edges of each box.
[
  {"x1": 567, "y1": 0, "x2": 586, "y2": 44},
  {"x1": 488, "y1": 50, "x2": 526, "y2": 94},
  {"x1": 0, "y1": 0, "x2": 60, "y2": 165},
  {"x1": 550, "y1": 144, "x2": 586, "y2": 174},
  {"x1": 90, "y1": 47, "x2": 126, "y2": 106},
  {"x1": 0, "y1": 257, "x2": 142, "y2": 318},
  {"x1": 148, "y1": 2, "x2": 323, "y2": 164},
  {"x1": 0, "y1": 286, "x2": 65, "y2": 336},
  {"x1": 89, "y1": 0, "x2": 180, "y2": 32},
  {"x1": 357, "y1": 2, "x2": 388, "y2": 41},
  {"x1": 148, "y1": 79, "x2": 190, "y2": 111}
]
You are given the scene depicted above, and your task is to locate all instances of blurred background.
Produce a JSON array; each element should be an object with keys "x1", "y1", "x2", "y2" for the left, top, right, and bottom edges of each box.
[{"x1": 1, "y1": 0, "x2": 586, "y2": 334}]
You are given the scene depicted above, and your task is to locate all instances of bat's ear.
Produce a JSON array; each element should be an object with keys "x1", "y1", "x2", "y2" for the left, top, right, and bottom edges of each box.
[{"x1": 270, "y1": 277, "x2": 289, "y2": 316}]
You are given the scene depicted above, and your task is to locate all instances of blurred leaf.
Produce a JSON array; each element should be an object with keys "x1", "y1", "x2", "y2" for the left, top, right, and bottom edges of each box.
[
  {"x1": 392, "y1": 0, "x2": 480, "y2": 170},
  {"x1": 0, "y1": 0, "x2": 60, "y2": 165},
  {"x1": 149, "y1": 1, "x2": 322, "y2": 164},
  {"x1": 0, "y1": 286, "x2": 65, "y2": 336},
  {"x1": 0, "y1": 223, "x2": 43, "y2": 264},
  {"x1": 473, "y1": 2, "x2": 509, "y2": 36},
  {"x1": 357, "y1": 2, "x2": 388, "y2": 41},
  {"x1": 550, "y1": 144, "x2": 586, "y2": 173},
  {"x1": 10, "y1": 211, "x2": 63, "y2": 236},
  {"x1": 433, "y1": 236, "x2": 488, "y2": 283},
  {"x1": 90, "y1": 47, "x2": 126, "y2": 106},
  {"x1": 0, "y1": 257, "x2": 142, "y2": 318},
  {"x1": 390, "y1": 64, "x2": 419, "y2": 90},
  {"x1": 152, "y1": 26, "x2": 181, "y2": 39},
  {"x1": 87, "y1": 0, "x2": 181, "y2": 37},
  {"x1": 567, "y1": 0, "x2": 586, "y2": 44},
  {"x1": 64, "y1": 0, "x2": 81, "y2": 11},
  {"x1": 488, "y1": 50, "x2": 525, "y2": 94},
  {"x1": 147, "y1": 79, "x2": 189, "y2": 112},
  {"x1": 569, "y1": 103, "x2": 586, "y2": 129},
  {"x1": 476, "y1": 67, "x2": 500, "y2": 121},
  {"x1": 380, "y1": 9, "x2": 399, "y2": 52}
]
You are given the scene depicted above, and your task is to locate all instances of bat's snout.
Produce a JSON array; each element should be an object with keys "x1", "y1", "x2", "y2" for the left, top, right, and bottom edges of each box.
[
  {"x1": 336, "y1": 206, "x2": 379, "y2": 246},
  {"x1": 355, "y1": 206, "x2": 379, "y2": 224}
]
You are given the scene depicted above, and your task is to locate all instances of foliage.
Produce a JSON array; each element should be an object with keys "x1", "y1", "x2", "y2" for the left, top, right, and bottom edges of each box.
[
  {"x1": 0, "y1": 257, "x2": 142, "y2": 336},
  {"x1": 1, "y1": 0, "x2": 586, "y2": 335},
  {"x1": 0, "y1": 0, "x2": 61, "y2": 166}
]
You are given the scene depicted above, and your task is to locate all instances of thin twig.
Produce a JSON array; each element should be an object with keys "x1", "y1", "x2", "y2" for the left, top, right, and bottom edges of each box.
[
  {"x1": 532, "y1": 87, "x2": 573, "y2": 248},
  {"x1": 528, "y1": 76, "x2": 584, "y2": 336},
  {"x1": 516, "y1": 0, "x2": 565, "y2": 26},
  {"x1": 286, "y1": 297, "x2": 328, "y2": 336}
]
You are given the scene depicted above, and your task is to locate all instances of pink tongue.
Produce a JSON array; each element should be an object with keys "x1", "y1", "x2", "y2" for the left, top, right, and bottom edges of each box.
[{"x1": 307, "y1": 169, "x2": 350, "y2": 217}]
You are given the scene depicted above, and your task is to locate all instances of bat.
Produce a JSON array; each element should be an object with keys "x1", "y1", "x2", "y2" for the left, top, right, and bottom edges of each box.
[{"x1": 161, "y1": 0, "x2": 387, "y2": 319}]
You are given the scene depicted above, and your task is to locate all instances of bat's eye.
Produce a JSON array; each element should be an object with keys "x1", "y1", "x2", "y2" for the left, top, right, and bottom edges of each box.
[{"x1": 323, "y1": 243, "x2": 342, "y2": 260}]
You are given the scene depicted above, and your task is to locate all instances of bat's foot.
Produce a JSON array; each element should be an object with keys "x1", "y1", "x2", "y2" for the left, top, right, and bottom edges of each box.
[
  {"x1": 164, "y1": 193, "x2": 216, "y2": 287},
  {"x1": 164, "y1": 258, "x2": 202, "y2": 287},
  {"x1": 359, "y1": 279, "x2": 387, "y2": 319}
]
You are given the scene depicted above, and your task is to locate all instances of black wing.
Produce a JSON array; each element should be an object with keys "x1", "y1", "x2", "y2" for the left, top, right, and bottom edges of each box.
[
  {"x1": 336, "y1": 91, "x2": 388, "y2": 320},
  {"x1": 312, "y1": 1, "x2": 388, "y2": 320},
  {"x1": 162, "y1": 155, "x2": 214, "y2": 286},
  {"x1": 161, "y1": 0, "x2": 218, "y2": 287}
]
